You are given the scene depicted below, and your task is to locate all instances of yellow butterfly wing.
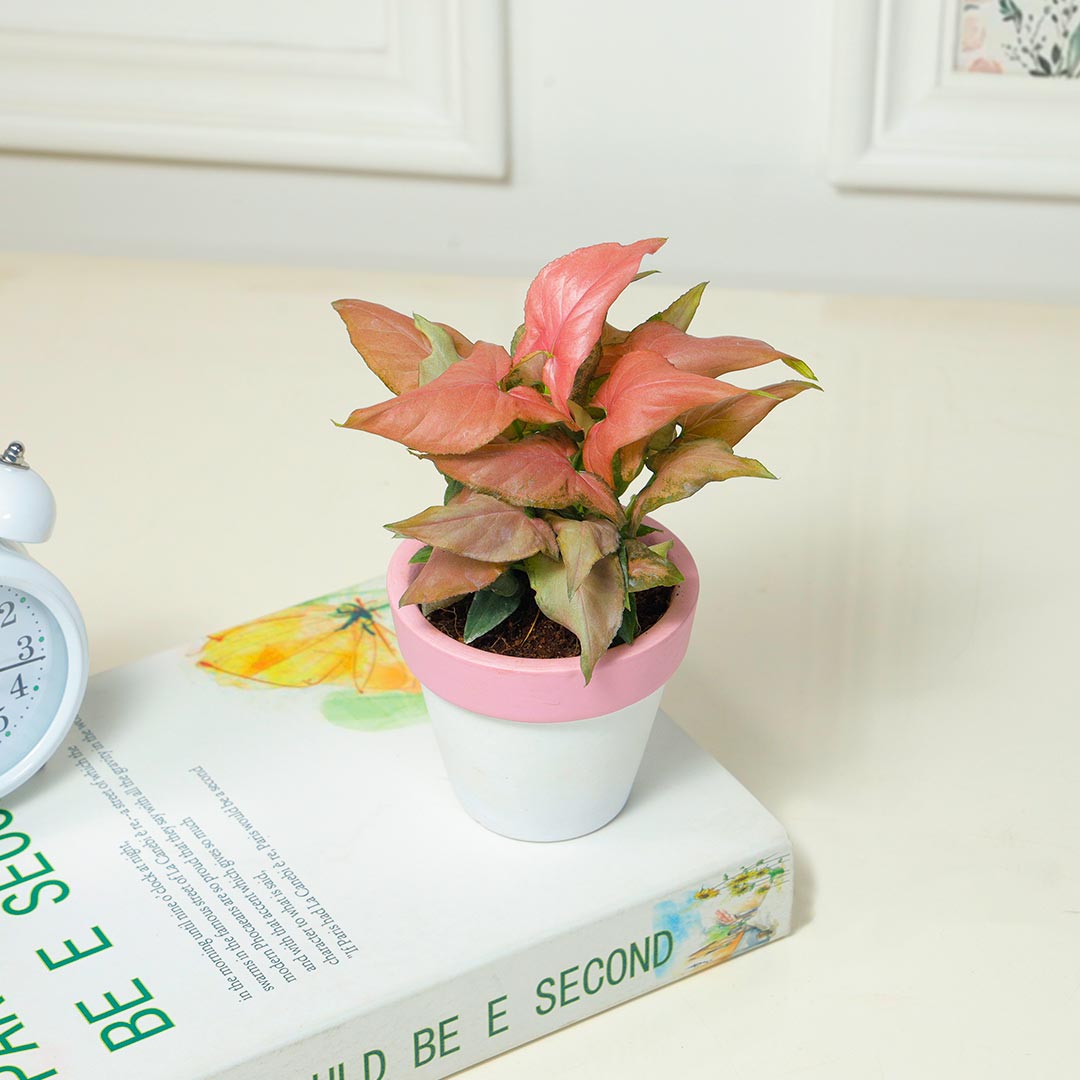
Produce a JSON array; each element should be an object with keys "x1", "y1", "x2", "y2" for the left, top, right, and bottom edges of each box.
[
  {"x1": 198, "y1": 603, "x2": 366, "y2": 689},
  {"x1": 352, "y1": 618, "x2": 420, "y2": 695},
  {"x1": 197, "y1": 595, "x2": 422, "y2": 699}
]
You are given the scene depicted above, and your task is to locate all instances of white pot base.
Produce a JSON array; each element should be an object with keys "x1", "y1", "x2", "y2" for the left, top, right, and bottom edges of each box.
[{"x1": 425, "y1": 686, "x2": 664, "y2": 842}]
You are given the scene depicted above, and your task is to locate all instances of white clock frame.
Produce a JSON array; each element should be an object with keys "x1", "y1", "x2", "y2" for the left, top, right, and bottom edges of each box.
[{"x1": 0, "y1": 545, "x2": 88, "y2": 800}]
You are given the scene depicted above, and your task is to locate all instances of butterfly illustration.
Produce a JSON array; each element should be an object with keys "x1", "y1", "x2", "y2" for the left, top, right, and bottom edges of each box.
[{"x1": 195, "y1": 588, "x2": 424, "y2": 730}]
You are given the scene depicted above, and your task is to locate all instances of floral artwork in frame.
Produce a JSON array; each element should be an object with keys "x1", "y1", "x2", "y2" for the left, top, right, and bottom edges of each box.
[{"x1": 956, "y1": 0, "x2": 1080, "y2": 76}]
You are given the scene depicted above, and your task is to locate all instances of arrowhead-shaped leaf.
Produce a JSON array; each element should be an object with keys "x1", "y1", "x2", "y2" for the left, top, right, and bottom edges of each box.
[
  {"x1": 648, "y1": 281, "x2": 708, "y2": 331},
  {"x1": 415, "y1": 313, "x2": 464, "y2": 385},
  {"x1": 625, "y1": 539, "x2": 685, "y2": 593},
  {"x1": 387, "y1": 490, "x2": 557, "y2": 563},
  {"x1": 464, "y1": 584, "x2": 523, "y2": 644},
  {"x1": 426, "y1": 433, "x2": 624, "y2": 523},
  {"x1": 680, "y1": 380, "x2": 821, "y2": 446},
  {"x1": 600, "y1": 320, "x2": 810, "y2": 381},
  {"x1": 513, "y1": 238, "x2": 666, "y2": 416},
  {"x1": 525, "y1": 553, "x2": 625, "y2": 683},
  {"x1": 332, "y1": 299, "x2": 473, "y2": 395},
  {"x1": 341, "y1": 342, "x2": 569, "y2": 454},
  {"x1": 582, "y1": 349, "x2": 743, "y2": 485},
  {"x1": 400, "y1": 547, "x2": 507, "y2": 606},
  {"x1": 630, "y1": 438, "x2": 776, "y2": 529},
  {"x1": 548, "y1": 517, "x2": 621, "y2": 596}
]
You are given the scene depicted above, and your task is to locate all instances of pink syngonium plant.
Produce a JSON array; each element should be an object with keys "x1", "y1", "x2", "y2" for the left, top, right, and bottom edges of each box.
[{"x1": 335, "y1": 239, "x2": 819, "y2": 681}]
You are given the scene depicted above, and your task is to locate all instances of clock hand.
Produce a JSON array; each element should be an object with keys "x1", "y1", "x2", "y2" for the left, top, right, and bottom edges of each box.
[{"x1": 0, "y1": 656, "x2": 45, "y2": 675}]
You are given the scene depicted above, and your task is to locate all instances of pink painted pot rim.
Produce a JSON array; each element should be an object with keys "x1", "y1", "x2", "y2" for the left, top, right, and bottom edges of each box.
[{"x1": 386, "y1": 519, "x2": 699, "y2": 723}]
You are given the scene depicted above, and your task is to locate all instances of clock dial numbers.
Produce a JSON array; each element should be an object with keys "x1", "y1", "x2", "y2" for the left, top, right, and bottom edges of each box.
[{"x1": 0, "y1": 584, "x2": 66, "y2": 762}]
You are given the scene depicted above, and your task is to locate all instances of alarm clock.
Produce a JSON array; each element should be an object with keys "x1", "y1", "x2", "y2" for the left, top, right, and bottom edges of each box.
[{"x1": 0, "y1": 441, "x2": 88, "y2": 799}]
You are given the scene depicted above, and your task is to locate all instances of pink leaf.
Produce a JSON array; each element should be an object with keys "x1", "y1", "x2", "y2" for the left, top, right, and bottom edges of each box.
[
  {"x1": 341, "y1": 342, "x2": 568, "y2": 454},
  {"x1": 426, "y1": 434, "x2": 624, "y2": 523},
  {"x1": 600, "y1": 321, "x2": 807, "y2": 380},
  {"x1": 513, "y1": 238, "x2": 665, "y2": 416},
  {"x1": 629, "y1": 438, "x2": 775, "y2": 530},
  {"x1": 525, "y1": 552, "x2": 625, "y2": 683},
  {"x1": 613, "y1": 421, "x2": 677, "y2": 488},
  {"x1": 548, "y1": 517, "x2": 622, "y2": 596},
  {"x1": 625, "y1": 538, "x2": 685, "y2": 593},
  {"x1": 399, "y1": 547, "x2": 506, "y2": 606},
  {"x1": 388, "y1": 490, "x2": 558, "y2": 563},
  {"x1": 680, "y1": 380, "x2": 821, "y2": 446},
  {"x1": 332, "y1": 299, "x2": 473, "y2": 395},
  {"x1": 582, "y1": 349, "x2": 743, "y2": 485}
]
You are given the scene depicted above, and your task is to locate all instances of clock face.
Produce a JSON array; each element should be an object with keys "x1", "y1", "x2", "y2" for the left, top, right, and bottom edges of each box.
[{"x1": 0, "y1": 583, "x2": 69, "y2": 776}]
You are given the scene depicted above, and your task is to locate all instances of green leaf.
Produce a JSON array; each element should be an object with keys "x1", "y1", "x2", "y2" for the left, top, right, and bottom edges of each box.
[
  {"x1": 409, "y1": 545, "x2": 434, "y2": 564},
  {"x1": 999, "y1": 0, "x2": 1022, "y2": 24},
  {"x1": 331, "y1": 299, "x2": 473, "y2": 396},
  {"x1": 525, "y1": 553, "x2": 625, "y2": 683},
  {"x1": 648, "y1": 281, "x2": 708, "y2": 331},
  {"x1": 464, "y1": 587, "x2": 523, "y2": 644},
  {"x1": 781, "y1": 355, "x2": 818, "y2": 381},
  {"x1": 1068, "y1": 23, "x2": 1080, "y2": 76},
  {"x1": 487, "y1": 569, "x2": 524, "y2": 598},
  {"x1": 443, "y1": 477, "x2": 465, "y2": 505},
  {"x1": 618, "y1": 543, "x2": 631, "y2": 608},
  {"x1": 631, "y1": 269, "x2": 661, "y2": 282},
  {"x1": 415, "y1": 313, "x2": 462, "y2": 385},
  {"x1": 617, "y1": 594, "x2": 639, "y2": 644}
]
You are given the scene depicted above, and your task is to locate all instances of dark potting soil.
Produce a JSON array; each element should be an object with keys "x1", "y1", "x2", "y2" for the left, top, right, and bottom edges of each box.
[{"x1": 425, "y1": 585, "x2": 675, "y2": 660}]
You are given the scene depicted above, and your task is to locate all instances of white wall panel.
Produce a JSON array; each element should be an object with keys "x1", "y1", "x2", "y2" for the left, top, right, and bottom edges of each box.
[
  {"x1": 0, "y1": 0, "x2": 505, "y2": 177},
  {"x1": 0, "y1": 1, "x2": 1077, "y2": 302},
  {"x1": 0, "y1": 0, "x2": 388, "y2": 50}
]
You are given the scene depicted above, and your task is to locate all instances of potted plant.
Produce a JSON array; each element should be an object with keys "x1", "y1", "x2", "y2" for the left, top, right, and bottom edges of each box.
[{"x1": 334, "y1": 239, "x2": 818, "y2": 842}]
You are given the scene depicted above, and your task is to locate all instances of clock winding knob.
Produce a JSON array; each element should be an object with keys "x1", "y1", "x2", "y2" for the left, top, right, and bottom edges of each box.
[
  {"x1": 1, "y1": 441, "x2": 27, "y2": 468},
  {"x1": 0, "y1": 441, "x2": 56, "y2": 544}
]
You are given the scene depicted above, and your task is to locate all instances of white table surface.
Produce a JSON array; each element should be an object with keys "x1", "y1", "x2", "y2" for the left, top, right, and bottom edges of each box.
[{"x1": 4, "y1": 252, "x2": 1078, "y2": 1078}]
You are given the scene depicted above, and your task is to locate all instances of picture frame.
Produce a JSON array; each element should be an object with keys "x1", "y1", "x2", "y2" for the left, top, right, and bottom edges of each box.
[{"x1": 830, "y1": 0, "x2": 1080, "y2": 197}]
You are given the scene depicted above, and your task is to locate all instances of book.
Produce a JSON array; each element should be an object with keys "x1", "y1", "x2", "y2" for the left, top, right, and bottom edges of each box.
[{"x1": 0, "y1": 580, "x2": 793, "y2": 1080}]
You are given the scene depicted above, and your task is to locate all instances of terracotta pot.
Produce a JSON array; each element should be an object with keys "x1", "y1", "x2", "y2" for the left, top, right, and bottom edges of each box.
[{"x1": 387, "y1": 521, "x2": 699, "y2": 842}]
